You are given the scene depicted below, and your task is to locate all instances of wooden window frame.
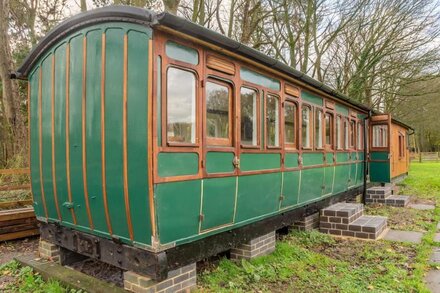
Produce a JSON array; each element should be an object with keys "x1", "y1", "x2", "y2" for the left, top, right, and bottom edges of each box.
[
  {"x1": 324, "y1": 112, "x2": 334, "y2": 151},
  {"x1": 349, "y1": 119, "x2": 356, "y2": 150},
  {"x1": 301, "y1": 104, "x2": 313, "y2": 150},
  {"x1": 266, "y1": 93, "x2": 282, "y2": 149},
  {"x1": 315, "y1": 107, "x2": 324, "y2": 150},
  {"x1": 284, "y1": 99, "x2": 298, "y2": 150},
  {"x1": 336, "y1": 115, "x2": 343, "y2": 150},
  {"x1": 165, "y1": 65, "x2": 200, "y2": 147},
  {"x1": 370, "y1": 123, "x2": 389, "y2": 151},
  {"x1": 240, "y1": 86, "x2": 260, "y2": 149},
  {"x1": 205, "y1": 78, "x2": 234, "y2": 147},
  {"x1": 357, "y1": 121, "x2": 363, "y2": 151}
]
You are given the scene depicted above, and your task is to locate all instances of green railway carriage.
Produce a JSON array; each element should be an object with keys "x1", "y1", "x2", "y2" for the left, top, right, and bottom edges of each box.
[{"x1": 13, "y1": 6, "x2": 412, "y2": 280}]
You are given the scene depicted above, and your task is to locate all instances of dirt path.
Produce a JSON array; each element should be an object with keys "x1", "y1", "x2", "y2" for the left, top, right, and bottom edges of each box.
[{"x1": 0, "y1": 237, "x2": 39, "y2": 265}]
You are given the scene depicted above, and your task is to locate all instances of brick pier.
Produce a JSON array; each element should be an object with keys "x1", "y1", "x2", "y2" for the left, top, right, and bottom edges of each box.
[
  {"x1": 230, "y1": 231, "x2": 276, "y2": 259},
  {"x1": 366, "y1": 185, "x2": 410, "y2": 207},
  {"x1": 292, "y1": 212, "x2": 320, "y2": 231}
]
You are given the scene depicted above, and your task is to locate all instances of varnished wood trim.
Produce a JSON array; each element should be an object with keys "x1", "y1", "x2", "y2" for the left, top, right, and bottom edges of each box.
[
  {"x1": 147, "y1": 39, "x2": 157, "y2": 238},
  {"x1": 101, "y1": 33, "x2": 113, "y2": 235},
  {"x1": 65, "y1": 44, "x2": 77, "y2": 225},
  {"x1": 206, "y1": 54, "x2": 235, "y2": 75},
  {"x1": 51, "y1": 55, "x2": 62, "y2": 220},
  {"x1": 28, "y1": 80, "x2": 34, "y2": 204},
  {"x1": 123, "y1": 34, "x2": 134, "y2": 241},
  {"x1": 82, "y1": 36, "x2": 94, "y2": 230},
  {"x1": 38, "y1": 68, "x2": 48, "y2": 219},
  {"x1": 285, "y1": 83, "x2": 300, "y2": 97}
]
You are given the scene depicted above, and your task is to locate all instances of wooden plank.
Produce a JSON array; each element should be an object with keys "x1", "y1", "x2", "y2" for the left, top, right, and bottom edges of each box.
[
  {"x1": 0, "y1": 207, "x2": 35, "y2": 221},
  {"x1": 0, "y1": 229, "x2": 39, "y2": 241},
  {"x1": 0, "y1": 200, "x2": 33, "y2": 209},
  {"x1": 206, "y1": 55, "x2": 235, "y2": 75},
  {"x1": 0, "y1": 168, "x2": 30, "y2": 175},
  {"x1": 1, "y1": 222, "x2": 39, "y2": 234},
  {"x1": 285, "y1": 83, "x2": 300, "y2": 97},
  {"x1": 0, "y1": 184, "x2": 31, "y2": 191},
  {"x1": 0, "y1": 216, "x2": 37, "y2": 228}
]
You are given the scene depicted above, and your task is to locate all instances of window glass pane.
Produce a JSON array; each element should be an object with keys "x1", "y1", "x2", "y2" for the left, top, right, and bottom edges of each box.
[
  {"x1": 325, "y1": 113, "x2": 332, "y2": 146},
  {"x1": 344, "y1": 119, "x2": 349, "y2": 149},
  {"x1": 241, "y1": 88, "x2": 258, "y2": 146},
  {"x1": 372, "y1": 124, "x2": 388, "y2": 147},
  {"x1": 267, "y1": 95, "x2": 279, "y2": 146},
  {"x1": 284, "y1": 102, "x2": 296, "y2": 145},
  {"x1": 206, "y1": 81, "x2": 230, "y2": 141},
  {"x1": 165, "y1": 41, "x2": 199, "y2": 65},
  {"x1": 302, "y1": 106, "x2": 311, "y2": 148},
  {"x1": 336, "y1": 116, "x2": 341, "y2": 149},
  {"x1": 350, "y1": 121, "x2": 356, "y2": 148},
  {"x1": 357, "y1": 122, "x2": 363, "y2": 150},
  {"x1": 315, "y1": 109, "x2": 323, "y2": 148},
  {"x1": 167, "y1": 67, "x2": 196, "y2": 143}
]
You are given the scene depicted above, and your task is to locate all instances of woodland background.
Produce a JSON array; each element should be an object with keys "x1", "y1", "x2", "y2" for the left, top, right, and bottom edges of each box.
[{"x1": 0, "y1": 0, "x2": 439, "y2": 167}]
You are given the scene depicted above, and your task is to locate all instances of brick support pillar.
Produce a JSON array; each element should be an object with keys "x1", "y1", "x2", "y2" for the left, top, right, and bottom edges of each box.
[
  {"x1": 38, "y1": 239, "x2": 60, "y2": 263},
  {"x1": 124, "y1": 263, "x2": 196, "y2": 293},
  {"x1": 230, "y1": 231, "x2": 276, "y2": 260},
  {"x1": 292, "y1": 212, "x2": 320, "y2": 231}
]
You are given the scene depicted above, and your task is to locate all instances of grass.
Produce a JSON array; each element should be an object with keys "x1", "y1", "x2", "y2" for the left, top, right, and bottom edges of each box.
[{"x1": 199, "y1": 162, "x2": 440, "y2": 292}]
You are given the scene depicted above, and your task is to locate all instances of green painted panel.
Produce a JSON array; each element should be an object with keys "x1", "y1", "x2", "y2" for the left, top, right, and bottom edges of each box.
[
  {"x1": 370, "y1": 151, "x2": 389, "y2": 161},
  {"x1": 302, "y1": 153, "x2": 324, "y2": 166},
  {"x1": 156, "y1": 180, "x2": 201, "y2": 244},
  {"x1": 240, "y1": 67, "x2": 280, "y2": 91},
  {"x1": 281, "y1": 171, "x2": 300, "y2": 208},
  {"x1": 235, "y1": 173, "x2": 281, "y2": 222},
  {"x1": 336, "y1": 152, "x2": 349, "y2": 162},
  {"x1": 285, "y1": 153, "x2": 299, "y2": 168},
  {"x1": 349, "y1": 163, "x2": 357, "y2": 187},
  {"x1": 358, "y1": 151, "x2": 365, "y2": 161},
  {"x1": 240, "y1": 153, "x2": 280, "y2": 171},
  {"x1": 301, "y1": 91, "x2": 323, "y2": 106},
  {"x1": 41, "y1": 55, "x2": 58, "y2": 221},
  {"x1": 356, "y1": 162, "x2": 364, "y2": 185},
  {"x1": 323, "y1": 166, "x2": 334, "y2": 195},
  {"x1": 84, "y1": 29, "x2": 108, "y2": 235},
  {"x1": 68, "y1": 34, "x2": 90, "y2": 229},
  {"x1": 104, "y1": 28, "x2": 129, "y2": 241},
  {"x1": 369, "y1": 162, "x2": 391, "y2": 183},
  {"x1": 299, "y1": 168, "x2": 324, "y2": 203},
  {"x1": 127, "y1": 29, "x2": 152, "y2": 244},
  {"x1": 326, "y1": 153, "x2": 334, "y2": 163},
  {"x1": 29, "y1": 69, "x2": 45, "y2": 218},
  {"x1": 158, "y1": 153, "x2": 199, "y2": 177},
  {"x1": 165, "y1": 40, "x2": 198, "y2": 65},
  {"x1": 335, "y1": 104, "x2": 349, "y2": 116},
  {"x1": 53, "y1": 44, "x2": 74, "y2": 224},
  {"x1": 333, "y1": 165, "x2": 349, "y2": 194},
  {"x1": 206, "y1": 152, "x2": 234, "y2": 174},
  {"x1": 357, "y1": 113, "x2": 367, "y2": 119},
  {"x1": 201, "y1": 177, "x2": 236, "y2": 230}
]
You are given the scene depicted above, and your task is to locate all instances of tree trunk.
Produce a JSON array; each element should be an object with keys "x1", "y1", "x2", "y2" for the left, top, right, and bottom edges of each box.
[
  {"x1": 162, "y1": 0, "x2": 180, "y2": 14},
  {"x1": 80, "y1": 0, "x2": 87, "y2": 11}
]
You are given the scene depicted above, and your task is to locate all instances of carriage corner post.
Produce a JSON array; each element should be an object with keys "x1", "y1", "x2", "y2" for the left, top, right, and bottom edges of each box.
[{"x1": 14, "y1": 5, "x2": 413, "y2": 292}]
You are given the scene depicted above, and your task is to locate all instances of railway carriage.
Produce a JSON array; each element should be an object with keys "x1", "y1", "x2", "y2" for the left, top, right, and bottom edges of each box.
[{"x1": 13, "y1": 6, "x2": 412, "y2": 280}]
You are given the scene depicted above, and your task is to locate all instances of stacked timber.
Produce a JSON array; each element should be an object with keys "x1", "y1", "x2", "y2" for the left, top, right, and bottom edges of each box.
[{"x1": 0, "y1": 201, "x2": 39, "y2": 241}]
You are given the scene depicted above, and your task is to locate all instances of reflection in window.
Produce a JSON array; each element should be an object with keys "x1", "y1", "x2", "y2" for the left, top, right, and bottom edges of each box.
[
  {"x1": 357, "y1": 122, "x2": 363, "y2": 150},
  {"x1": 302, "y1": 106, "x2": 311, "y2": 148},
  {"x1": 241, "y1": 88, "x2": 258, "y2": 146},
  {"x1": 336, "y1": 116, "x2": 342, "y2": 149},
  {"x1": 325, "y1": 113, "x2": 333, "y2": 147},
  {"x1": 206, "y1": 81, "x2": 231, "y2": 145},
  {"x1": 315, "y1": 109, "x2": 323, "y2": 148},
  {"x1": 350, "y1": 120, "x2": 356, "y2": 149},
  {"x1": 344, "y1": 118, "x2": 349, "y2": 149},
  {"x1": 372, "y1": 124, "x2": 388, "y2": 147},
  {"x1": 267, "y1": 95, "x2": 279, "y2": 147},
  {"x1": 167, "y1": 67, "x2": 196, "y2": 144},
  {"x1": 284, "y1": 102, "x2": 296, "y2": 147}
]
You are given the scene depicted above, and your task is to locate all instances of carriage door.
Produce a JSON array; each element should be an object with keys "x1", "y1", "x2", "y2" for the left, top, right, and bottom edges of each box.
[
  {"x1": 369, "y1": 115, "x2": 391, "y2": 183},
  {"x1": 199, "y1": 78, "x2": 237, "y2": 232}
]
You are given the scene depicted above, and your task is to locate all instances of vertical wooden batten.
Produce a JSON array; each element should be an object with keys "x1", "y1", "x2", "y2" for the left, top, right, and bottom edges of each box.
[
  {"x1": 147, "y1": 39, "x2": 157, "y2": 238},
  {"x1": 122, "y1": 34, "x2": 134, "y2": 241},
  {"x1": 38, "y1": 68, "x2": 49, "y2": 219},
  {"x1": 82, "y1": 36, "x2": 94, "y2": 230},
  {"x1": 65, "y1": 43, "x2": 77, "y2": 225},
  {"x1": 101, "y1": 32, "x2": 113, "y2": 235},
  {"x1": 28, "y1": 80, "x2": 34, "y2": 204},
  {"x1": 51, "y1": 55, "x2": 62, "y2": 221}
]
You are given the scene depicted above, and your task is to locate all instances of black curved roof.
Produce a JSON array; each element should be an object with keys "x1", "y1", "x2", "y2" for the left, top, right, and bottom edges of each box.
[{"x1": 13, "y1": 5, "x2": 412, "y2": 130}]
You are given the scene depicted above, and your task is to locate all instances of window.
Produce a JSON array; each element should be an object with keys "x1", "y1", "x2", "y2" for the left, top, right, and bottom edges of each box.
[
  {"x1": 267, "y1": 95, "x2": 280, "y2": 147},
  {"x1": 325, "y1": 113, "x2": 333, "y2": 148},
  {"x1": 344, "y1": 118, "x2": 349, "y2": 149},
  {"x1": 206, "y1": 80, "x2": 232, "y2": 146},
  {"x1": 336, "y1": 116, "x2": 342, "y2": 149},
  {"x1": 284, "y1": 101, "x2": 297, "y2": 148},
  {"x1": 357, "y1": 122, "x2": 363, "y2": 150},
  {"x1": 241, "y1": 87, "x2": 258, "y2": 146},
  {"x1": 315, "y1": 109, "x2": 323, "y2": 149},
  {"x1": 349, "y1": 120, "x2": 356, "y2": 149},
  {"x1": 372, "y1": 124, "x2": 388, "y2": 148},
  {"x1": 302, "y1": 106, "x2": 312, "y2": 148},
  {"x1": 167, "y1": 67, "x2": 196, "y2": 144},
  {"x1": 398, "y1": 133, "x2": 405, "y2": 157}
]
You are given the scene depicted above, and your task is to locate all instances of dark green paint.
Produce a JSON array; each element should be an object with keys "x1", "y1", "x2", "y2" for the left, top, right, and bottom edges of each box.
[
  {"x1": 369, "y1": 162, "x2": 391, "y2": 183},
  {"x1": 302, "y1": 153, "x2": 324, "y2": 166},
  {"x1": 285, "y1": 153, "x2": 299, "y2": 168},
  {"x1": 336, "y1": 152, "x2": 350, "y2": 162},
  {"x1": 201, "y1": 177, "x2": 236, "y2": 230},
  {"x1": 206, "y1": 152, "x2": 234, "y2": 174},
  {"x1": 323, "y1": 166, "x2": 334, "y2": 195},
  {"x1": 165, "y1": 41, "x2": 198, "y2": 65},
  {"x1": 240, "y1": 153, "x2": 280, "y2": 171},
  {"x1": 158, "y1": 152, "x2": 199, "y2": 177},
  {"x1": 301, "y1": 91, "x2": 323, "y2": 106},
  {"x1": 240, "y1": 67, "x2": 280, "y2": 91},
  {"x1": 281, "y1": 171, "x2": 300, "y2": 208},
  {"x1": 300, "y1": 168, "x2": 324, "y2": 202},
  {"x1": 370, "y1": 151, "x2": 389, "y2": 160}
]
